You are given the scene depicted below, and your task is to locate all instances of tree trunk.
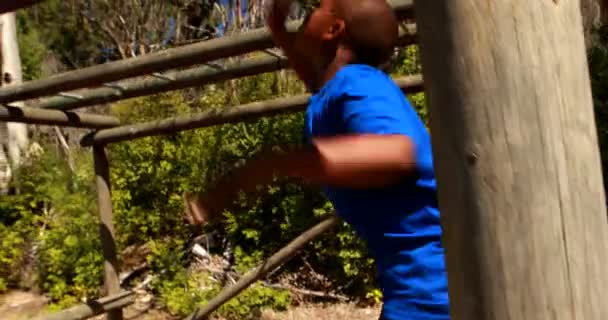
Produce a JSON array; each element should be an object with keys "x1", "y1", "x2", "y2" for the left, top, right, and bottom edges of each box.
[
  {"x1": 414, "y1": 0, "x2": 608, "y2": 319},
  {"x1": 0, "y1": 12, "x2": 28, "y2": 194}
]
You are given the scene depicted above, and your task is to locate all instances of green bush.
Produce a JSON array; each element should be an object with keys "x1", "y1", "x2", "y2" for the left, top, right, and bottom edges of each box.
[
  {"x1": 0, "y1": 146, "x2": 103, "y2": 307},
  {"x1": 0, "y1": 223, "x2": 28, "y2": 292},
  {"x1": 153, "y1": 268, "x2": 290, "y2": 319}
]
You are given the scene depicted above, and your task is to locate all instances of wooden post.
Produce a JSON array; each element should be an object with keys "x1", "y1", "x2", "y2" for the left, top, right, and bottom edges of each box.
[
  {"x1": 0, "y1": 104, "x2": 121, "y2": 128},
  {"x1": 414, "y1": 0, "x2": 608, "y2": 319},
  {"x1": 93, "y1": 146, "x2": 122, "y2": 320}
]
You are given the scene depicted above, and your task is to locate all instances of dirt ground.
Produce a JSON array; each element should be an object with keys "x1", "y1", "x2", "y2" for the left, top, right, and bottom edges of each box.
[
  {"x1": 261, "y1": 304, "x2": 381, "y2": 320},
  {"x1": 0, "y1": 291, "x2": 48, "y2": 320},
  {"x1": 0, "y1": 290, "x2": 381, "y2": 320}
]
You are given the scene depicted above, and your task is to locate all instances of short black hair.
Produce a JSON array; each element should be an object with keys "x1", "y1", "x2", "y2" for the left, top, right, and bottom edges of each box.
[{"x1": 337, "y1": 0, "x2": 398, "y2": 67}]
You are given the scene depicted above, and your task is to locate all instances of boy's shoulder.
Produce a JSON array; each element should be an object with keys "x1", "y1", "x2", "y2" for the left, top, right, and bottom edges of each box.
[
  {"x1": 316, "y1": 64, "x2": 406, "y2": 112},
  {"x1": 327, "y1": 64, "x2": 397, "y2": 94}
]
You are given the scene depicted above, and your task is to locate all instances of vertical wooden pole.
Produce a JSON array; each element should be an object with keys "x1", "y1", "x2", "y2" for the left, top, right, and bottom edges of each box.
[
  {"x1": 93, "y1": 145, "x2": 122, "y2": 320},
  {"x1": 414, "y1": 1, "x2": 608, "y2": 319}
]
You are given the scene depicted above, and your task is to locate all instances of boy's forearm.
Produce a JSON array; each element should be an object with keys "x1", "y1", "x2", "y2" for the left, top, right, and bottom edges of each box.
[{"x1": 231, "y1": 134, "x2": 417, "y2": 191}]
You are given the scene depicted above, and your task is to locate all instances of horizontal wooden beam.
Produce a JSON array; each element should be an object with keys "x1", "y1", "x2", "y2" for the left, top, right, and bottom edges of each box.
[
  {"x1": 34, "y1": 24, "x2": 417, "y2": 111},
  {"x1": 80, "y1": 74, "x2": 423, "y2": 146},
  {"x1": 185, "y1": 215, "x2": 340, "y2": 320},
  {"x1": 35, "y1": 55, "x2": 289, "y2": 111},
  {"x1": 0, "y1": 0, "x2": 45, "y2": 14},
  {"x1": 0, "y1": 104, "x2": 119, "y2": 128},
  {"x1": 0, "y1": 0, "x2": 413, "y2": 104},
  {"x1": 36, "y1": 291, "x2": 135, "y2": 320}
]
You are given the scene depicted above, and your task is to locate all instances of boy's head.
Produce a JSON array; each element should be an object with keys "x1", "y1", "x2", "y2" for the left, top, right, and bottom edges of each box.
[{"x1": 295, "y1": 0, "x2": 398, "y2": 67}]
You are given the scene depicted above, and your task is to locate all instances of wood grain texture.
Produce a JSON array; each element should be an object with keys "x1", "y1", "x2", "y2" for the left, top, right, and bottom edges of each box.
[{"x1": 414, "y1": 0, "x2": 608, "y2": 319}]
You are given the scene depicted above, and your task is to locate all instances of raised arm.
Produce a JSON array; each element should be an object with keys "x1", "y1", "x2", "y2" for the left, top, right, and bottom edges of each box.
[{"x1": 266, "y1": 0, "x2": 318, "y2": 90}]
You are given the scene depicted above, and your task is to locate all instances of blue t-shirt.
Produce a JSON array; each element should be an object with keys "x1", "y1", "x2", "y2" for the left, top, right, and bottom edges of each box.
[{"x1": 303, "y1": 64, "x2": 450, "y2": 320}]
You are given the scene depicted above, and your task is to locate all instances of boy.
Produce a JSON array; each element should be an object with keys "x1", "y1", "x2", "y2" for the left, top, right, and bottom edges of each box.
[{"x1": 184, "y1": 0, "x2": 450, "y2": 318}]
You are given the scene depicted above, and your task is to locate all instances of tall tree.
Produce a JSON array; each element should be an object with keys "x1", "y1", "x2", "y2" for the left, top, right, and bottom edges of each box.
[
  {"x1": 78, "y1": 0, "x2": 220, "y2": 60},
  {"x1": 0, "y1": 12, "x2": 29, "y2": 194}
]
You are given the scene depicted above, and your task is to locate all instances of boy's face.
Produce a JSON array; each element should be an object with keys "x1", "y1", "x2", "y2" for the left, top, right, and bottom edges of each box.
[{"x1": 294, "y1": 0, "x2": 345, "y2": 66}]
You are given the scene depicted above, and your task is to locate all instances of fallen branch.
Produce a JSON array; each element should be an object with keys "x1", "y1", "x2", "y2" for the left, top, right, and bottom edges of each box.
[
  {"x1": 197, "y1": 255, "x2": 349, "y2": 301},
  {"x1": 185, "y1": 216, "x2": 339, "y2": 320},
  {"x1": 119, "y1": 262, "x2": 149, "y2": 285}
]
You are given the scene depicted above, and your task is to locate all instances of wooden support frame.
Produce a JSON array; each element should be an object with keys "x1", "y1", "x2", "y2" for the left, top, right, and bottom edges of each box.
[
  {"x1": 0, "y1": 104, "x2": 120, "y2": 128},
  {"x1": 35, "y1": 55, "x2": 290, "y2": 111},
  {"x1": 80, "y1": 75, "x2": 423, "y2": 146},
  {"x1": 93, "y1": 146, "x2": 123, "y2": 320},
  {"x1": 0, "y1": 0, "x2": 414, "y2": 104},
  {"x1": 34, "y1": 24, "x2": 416, "y2": 112},
  {"x1": 36, "y1": 291, "x2": 135, "y2": 320}
]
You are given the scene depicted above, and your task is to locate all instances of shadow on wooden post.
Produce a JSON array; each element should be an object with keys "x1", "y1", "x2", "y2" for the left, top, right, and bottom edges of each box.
[{"x1": 93, "y1": 145, "x2": 123, "y2": 320}]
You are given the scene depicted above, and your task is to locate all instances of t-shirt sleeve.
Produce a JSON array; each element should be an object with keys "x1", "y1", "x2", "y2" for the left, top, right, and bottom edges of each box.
[
  {"x1": 338, "y1": 90, "x2": 413, "y2": 137},
  {"x1": 326, "y1": 69, "x2": 435, "y2": 179}
]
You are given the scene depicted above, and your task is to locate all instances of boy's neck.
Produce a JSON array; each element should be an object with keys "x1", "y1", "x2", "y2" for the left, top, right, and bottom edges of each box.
[{"x1": 312, "y1": 46, "x2": 356, "y2": 92}]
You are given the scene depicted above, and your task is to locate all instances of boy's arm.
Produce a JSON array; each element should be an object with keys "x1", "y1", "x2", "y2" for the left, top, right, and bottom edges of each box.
[
  {"x1": 184, "y1": 134, "x2": 416, "y2": 225},
  {"x1": 274, "y1": 134, "x2": 416, "y2": 187},
  {"x1": 266, "y1": 0, "x2": 317, "y2": 90},
  {"x1": 223, "y1": 134, "x2": 415, "y2": 191}
]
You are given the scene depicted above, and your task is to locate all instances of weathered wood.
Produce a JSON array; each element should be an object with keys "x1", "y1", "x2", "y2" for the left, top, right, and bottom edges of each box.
[
  {"x1": 93, "y1": 146, "x2": 123, "y2": 320},
  {"x1": 0, "y1": 0, "x2": 413, "y2": 104},
  {"x1": 0, "y1": 104, "x2": 120, "y2": 128},
  {"x1": 185, "y1": 215, "x2": 340, "y2": 320},
  {"x1": 35, "y1": 56, "x2": 290, "y2": 111},
  {"x1": 0, "y1": 0, "x2": 45, "y2": 15},
  {"x1": 414, "y1": 0, "x2": 608, "y2": 319},
  {"x1": 34, "y1": 24, "x2": 416, "y2": 111},
  {"x1": 80, "y1": 75, "x2": 423, "y2": 146},
  {"x1": 36, "y1": 291, "x2": 135, "y2": 320}
]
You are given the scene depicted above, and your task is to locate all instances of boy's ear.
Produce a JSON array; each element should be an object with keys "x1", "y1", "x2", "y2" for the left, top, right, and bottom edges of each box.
[{"x1": 322, "y1": 18, "x2": 345, "y2": 40}]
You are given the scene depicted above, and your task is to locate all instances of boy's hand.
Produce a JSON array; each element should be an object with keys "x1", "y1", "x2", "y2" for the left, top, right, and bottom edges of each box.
[
  {"x1": 182, "y1": 151, "x2": 287, "y2": 226},
  {"x1": 183, "y1": 182, "x2": 236, "y2": 225},
  {"x1": 266, "y1": 0, "x2": 294, "y2": 31}
]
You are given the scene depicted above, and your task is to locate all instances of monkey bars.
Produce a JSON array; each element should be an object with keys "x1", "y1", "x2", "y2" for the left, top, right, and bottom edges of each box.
[
  {"x1": 34, "y1": 23, "x2": 416, "y2": 111},
  {"x1": 0, "y1": 0, "x2": 414, "y2": 105}
]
